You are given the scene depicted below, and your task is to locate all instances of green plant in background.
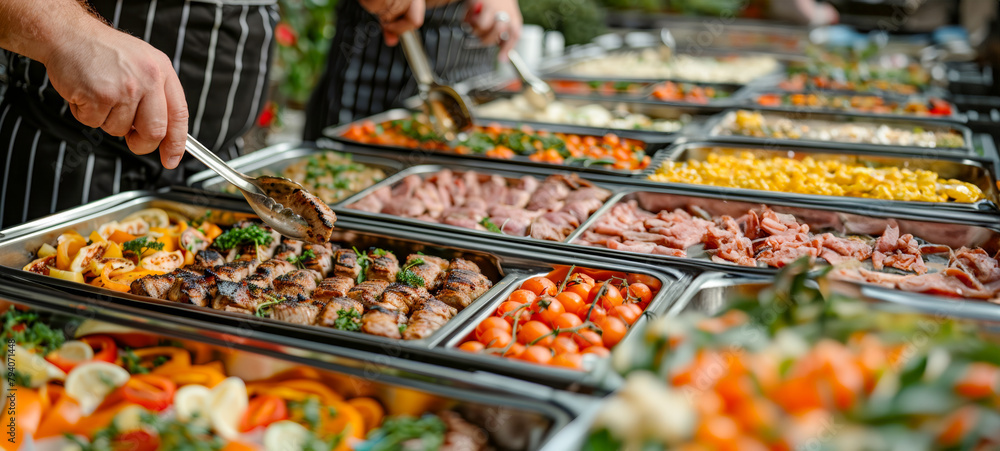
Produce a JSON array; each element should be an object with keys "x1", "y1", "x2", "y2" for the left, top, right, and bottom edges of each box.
[
  {"x1": 274, "y1": 0, "x2": 338, "y2": 109},
  {"x1": 519, "y1": 0, "x2": 606, "y2": 46},
  {"x1": 594, "y1": 0, "x2": 667, "y2": 12}
]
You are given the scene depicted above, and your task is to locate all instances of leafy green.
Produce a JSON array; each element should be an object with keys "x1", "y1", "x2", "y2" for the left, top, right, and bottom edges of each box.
[
  {"x1": 120, "y1": 348, "x2": 169, "y2": 375},
  {"x1": 12, "y1": 370, "x2": 32, "y2": 387},
  {"x1": 255, "y1": 296, "x2": 287, "y2": 318},
  {"x1": 359, "y1": 415, "x2": 447, "y2": 451},
  {"x1": 396, "y1": 258, "x2": 426, "y2": 287},
  {"x1": 191, "y1": 210, "x2": 213, "y2": 227},
  {"x1": 122, "y1": 236, "x2": 165, "y2": 257},
  {"x1": 287, "y1": 249, "x2": 318, "y2": 269},
  {"x1": 69, "y1": 412, "x2": 225, "y2": 451},
  {"x1": 213, "y1": 223, "x2": 274, "y2": 251},
  {"x1": 2, "y1": 308, "x2": 66, "y2": 353},
  {"x1": 398, "y1": 324, "x2": 408, "y2": 334},
  {"x1": 479, "y1": 217, "x2": 503, "y2": 234},
  {"x1": 333, "y1": 309, "x2": 362, "y2": 332}
]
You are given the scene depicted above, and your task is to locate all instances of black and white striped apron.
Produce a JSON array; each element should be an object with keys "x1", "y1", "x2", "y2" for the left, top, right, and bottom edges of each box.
[
  {"x1": 0, "y1": 0, "x2": 278, "y2": 228},
  {"x1": 303, "y1": 0, "x2": 497, "y2": 140}
]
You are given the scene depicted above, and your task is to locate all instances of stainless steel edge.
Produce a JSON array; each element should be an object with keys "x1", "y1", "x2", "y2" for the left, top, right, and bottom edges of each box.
[
  {"x1": 185, "y1": 142, "x2": 298, "y2": 187},
  {"x1": 561, "y1": 191, "x2": 628, "y2": 245},
  {"x1": 704, "y1": 108, "x2": 978, "y2": 156},
  {"x1": 335, "y1": 163, "x2": 629, "y2": 247},
  {"x1": 0, "y1": 191, "x2": 155, "y2": 242}
]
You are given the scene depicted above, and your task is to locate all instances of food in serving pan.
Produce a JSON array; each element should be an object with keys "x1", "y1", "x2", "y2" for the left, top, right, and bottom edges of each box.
[
  {"x1": 779, "y1": 71, "x2": 927, "y2": 95},
  {"x1": 341, "y1": 117, "x2": 651, "y2": 170},
  {"x1": 649, "y1": 151, "x2": 985, "y2": 203},
  {"x1": 566, "y1": 49, "x2": 779, "y2": 84},
  {"x1": 587, "y1": 264, "x2": 1000, "y2": 450},
  {"x1": 755, "y1": 92, "x2": 954, "y2": 117},
  {"x1": 22, "y1": 209, "x2": 494, "y2": 340},
  {"x1": 649, "y1": 81, "x2": 731, "y2": 104},
  {"x1": 576, "y1": 199, "x2": 1000, "y2": 300},
  {"x1": 476, "y1": 95, "x2": 686, "y2": 132},
  {"x1": 348, "y1": 170, "x2": 611, "y2": 241},
  {"x1": 454, "y1": 266, "x2": 661, "y2": 370},
  {"x1": 223, "y1": 151, "x2": 386, "y2": 204},
  {"x1": 780, "y1": 46, "x2": 931, "y2": 95},
  {"x1": 721, "y1": 110, "x2": 966, "y2": 148},
  {"x1": 1, "y1": 307, "x2": 490, "y2": 450},
  {"x1": 502, "y1": 78, "x2": 650, "y2": 96}
]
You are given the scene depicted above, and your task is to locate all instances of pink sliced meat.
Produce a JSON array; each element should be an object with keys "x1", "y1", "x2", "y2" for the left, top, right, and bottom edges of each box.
[
  {"x1": 608, "y1": 240, "x2": 658, "y2": 254},
  {"x1": 871, "y1": 225, "x2": 927, "y2": 274},
  {"x1": 951, "y1": 247, "x2": 1000, "y2": 284}
]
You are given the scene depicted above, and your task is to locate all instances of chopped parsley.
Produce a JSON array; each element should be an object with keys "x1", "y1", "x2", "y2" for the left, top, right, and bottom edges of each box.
[
  {"x1": 213, "y1": 223, "x2": 274, "y2": 251},
  {"x1": 333, "y1": 309, "x2": 362, "y2": 332},
  {"x1": 191, "y1": 210, "x2": 213, "y2": 227},
  {"x1": 69, "y1": 412, "x2": 224, "y2": 451},
  {"x1": 362, "y1": 415, "x2": 447, "y2": 451},
  {"x1": 289, "y1": 397, "x2": 338, "y2": 431},
  {"x1": 396, "y1": 258, "x2": 426, "y2": 287},
  {"x1": 255, "y1": 296, "x2": 286, "y2": 318},
  {"x1": 2, "y1": 308, "x2": 66, "y2": 353},
  {"x1": 120, "y1": 348, "x2": 169, "y2": 374},
  {"x1": 12, "y1": 370, "x2": 32, "y2": 387},
  {"x1": 287, "y1": 249, "x2": 318, "y2": 269},
  {"x1": 398, "y1": 324, "x2": 408, "y2": 334},
  {"x1": 122, "y1": 236, "x2": 165, "y2": 258},
  {"x1": 479, "y1": 217, "x2": 504, "y2": 234}
]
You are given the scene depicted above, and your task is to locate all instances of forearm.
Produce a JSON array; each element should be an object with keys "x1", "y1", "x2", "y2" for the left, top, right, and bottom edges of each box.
[{"x1": 0, "y1": 0, "x2": 107, "y2": 66}]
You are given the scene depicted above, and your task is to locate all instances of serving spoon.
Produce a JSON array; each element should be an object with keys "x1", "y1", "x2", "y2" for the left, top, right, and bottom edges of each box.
[
  {"x1": 399, "y1": 30, "x2": 474, "y2": 141},
  {"x1": 507, "y1": 49, "x2": 555, "y2": 110},
  {"x1": 183, "y1": 134, "x2": 319, "y2": 242}
]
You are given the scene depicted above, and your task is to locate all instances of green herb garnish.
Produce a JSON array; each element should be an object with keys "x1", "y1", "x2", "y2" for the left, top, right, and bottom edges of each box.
[
  {"x1": 287, "y1": 249, "x2": 318, "y2": 269},
  {"x1": 2, "y1": 308, "x2": 66, "y2": 353},
  {"x1": 396, "y1": 258, "x2": 426, "y2": 287},
  {"x1": 214, "y1": 223, "x2": 274, "y2": 251},
  {"x1": 122, "y1": 236, "x2": 165, "y2": 257},
  {"x1": 363, "y1": 415, "x2": 447, "y2": 451},
  {"x1": 479, "y1": 217, "x2": 503, "y2": 234},
  {"x1": 333, "y1": 309, "x2": 362, "y2": 332},
  {"x1": 255, "y1": 296, "x2": 286, "y2": 318}
]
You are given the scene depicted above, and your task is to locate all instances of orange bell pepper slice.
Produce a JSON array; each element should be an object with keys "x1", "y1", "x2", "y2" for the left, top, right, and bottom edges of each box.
[
  {"x1": 0, "y1": 387, "x2": 43, "y2": 450},
  {"x1": 108, "y1": 229, "x2": 138, "y2": 244},
  {"x1": 124, "y1": 347, "x2": 190, "y2": 375},
  {"x1": 247, "y1": 379, "x2": 342, "y2": 405},
  {"x1": 56, "y1": 234, "x2": 87, "y2": 270},
  {"x1": 102, "y1": 262, "x2": 133, "y2": 292},
  {"x1": 347, "y1": 397, "x2": 385, "y2": 432},
  {"x1": 167, "y1": 364, "x2": 226, "y2": 388},
  {"x1": 34, "y1": 395, "x2": 83, "y2": 439}
]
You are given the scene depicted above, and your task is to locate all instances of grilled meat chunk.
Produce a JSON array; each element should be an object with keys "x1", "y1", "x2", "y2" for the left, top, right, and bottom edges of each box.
[
  {"x1": 315, "y1": 297, "x2": 364, "y2": 328},
  {"x1": 333, "y1": 249, "x2": 361, "y2": 279},
  {"x1": 271, "y1": 301, "x2": 321, "y2": 325},
  {"x1": 361, "y1": 306, "x2": 404, "y2": 339},
  {"x1": 347, "y1": 280, "x2": 390, "y2": 307},
  {"x1": 365, "y1": 250, "x2": 399, "y2": 282},
  {"x1": 194, "y1": 250, "x2": 225, "y2": 267},
  {"x1": 214, "y1": 279, "x2": 277, "y2": 311},
  {"x1": 437, "y1": 269, "x2": 492, "y2": 310},
  {"x1": 302, "y1": 243, "x2": 335, "y2": 277},
  {"x1": 402, "y1": 298, "x2": 457, "y2": 340},
  {"x1": 447, "y1": 258, "x2": 481, "y2": 273},
  {"x1": 254, "y1": 259, "x2": 296, "y2": 284},
  {"x1": 207, "y1": 260, "x2": 259, "y2": 282},
  {"x1": 273, "y1": 270, "x2": 320, "y2": 300},
  {"x1": 312, "y1": 276, "x2": 356, "y2": 302},
  {"x1": 167, "y1": 273, "x2": 216, "y2": 307},
  {"x1": 287, "y1": 189, "x2": 337, "y2": 243},
  {"x1": 404, "y1": 254, "x2": 449, "y2": 290},
  {"x1": 381, "y1": 283, "x2": 431, "y2": 314},
  {"x1": 130, "y1": 273, "x2": 177, "y2": 299}
]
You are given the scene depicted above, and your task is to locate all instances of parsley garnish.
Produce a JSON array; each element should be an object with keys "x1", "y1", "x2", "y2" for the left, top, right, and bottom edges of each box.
[
  {"x1": 255, "y1": 296, "x2": 286, "y2": 318},
  {"x1": 122, "y1": 236, "x2": 165, "y2": 258},
  {"x1": 333, "y1": 309, "x2": 362, "y2": 332},
  {"x1": 396, "y1": 258, "x2": 426, "y2": 287},
  {"x1": 69, "y1": 412, "x2": 224, "y2": 451},
  {"x1": 372, "y1": 248, "x2": 389, "y2": 257},
  {"x1": 287, "y1": 249, "x2": 317, "y2": 269},
  {"x1": 398, "y1": 324, "x2": 408, "y2": 334},
  {"x1": 289, "y1": 397, "x2": 337, "y2": 431},
  {"x1": 12, "y1": 370, "x2": 32, "y2": 387},
  {"x1": 2, "y1": 308, "x2": 66, "y2": 353},
  {"x1": 120, "y1": 348, "x2": 169, "y2": 374},
  {"x1": 353, "y1": 247, "x2": 371, "y2": 284},
  {"x1": 192, "y1": 210, "x2": 213, "y2": 227},
  {"x1": 364, "y1": 415, "x2": 447, "y2": 451},
  {"x1": 213, "y1": 223, "x2": 274, "y2": 251},
  {"x1": 479, "y1": 217, "x2": 504, "y2": 234}
]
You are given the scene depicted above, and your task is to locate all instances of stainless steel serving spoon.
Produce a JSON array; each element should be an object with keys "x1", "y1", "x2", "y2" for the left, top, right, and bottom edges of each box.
[
  {"x1": 507, "y1": 49, "x2": 555, "y2": 110},
  {"x1": 183, "y1": 134, "x2": 314, "y2": 241},
  {"x1": 399, "y1": 30, "x2": 474, "y2": 141}
]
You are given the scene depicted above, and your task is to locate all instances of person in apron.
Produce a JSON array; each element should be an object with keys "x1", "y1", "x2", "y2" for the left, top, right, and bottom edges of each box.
[
  {"x1": 0, "y1": 0, "x2": 424, "y2": 229},
  {"x1": 303, "y1": 0, "x2": 522, "y2": 139}
]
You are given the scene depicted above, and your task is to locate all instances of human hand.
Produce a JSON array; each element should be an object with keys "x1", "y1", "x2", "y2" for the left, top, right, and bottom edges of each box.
[
  {"x1": 359, "y1": 0, "x2": 426, "y2": 46},
  {"x1": 464, "y1": 0, "x2": 522, "y2": 60},
  {"x1": 42, "y1": 22, "x2": 188, "y2": 169}
]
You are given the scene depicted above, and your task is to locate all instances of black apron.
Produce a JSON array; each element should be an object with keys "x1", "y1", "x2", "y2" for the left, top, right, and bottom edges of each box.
[
  {"x1": 0, "y1": 0, "x2": 277, "y2": 228},
  {"x1": 303, "y1": 0, "x2": 497, "y2": 140}
]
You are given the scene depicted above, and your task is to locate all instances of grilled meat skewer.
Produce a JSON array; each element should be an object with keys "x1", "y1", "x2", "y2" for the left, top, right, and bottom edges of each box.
[
  {"x1": 365, "y1": 250, "x2": 399, "y2": 282},
  {"x1": 361, "y1": 306, "x2": 405, "y2": 339},
  {"x1": 402, "y1": 298, "x2": 457, "y2": 340}
]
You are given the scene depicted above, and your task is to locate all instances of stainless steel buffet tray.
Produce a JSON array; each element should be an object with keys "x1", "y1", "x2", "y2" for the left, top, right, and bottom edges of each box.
[
  {"x1": 185, "y1": 142, "x2": 407, "y2": 206},
  {"x1": 638, "y1": 141, "x2": 1000, "y2": 215},
  {"x1": 324, "y1": 108, "x2": 672, "y2": 178},
  {"x1": 336, "y1": 163, "x2": 625, "y2": 247},
  {"x1": 0, "y1": 189, "x2": 689, "y2": 391},
  {"x1": 704, "y1": 108, "x2": 977, "y2": 157},
  {"x1": 0, "y1": 292, "x2": 594, "y2": 450}
]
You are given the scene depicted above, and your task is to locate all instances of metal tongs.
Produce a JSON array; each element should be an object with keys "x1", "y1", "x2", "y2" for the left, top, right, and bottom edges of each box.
[
  {"x1": 184, "y1": 134, "x2": 315, "y2": 242},
  {"x1": 507, "y1": 49, "x2": 554, "y2": 110},
  {"x1": 399, "y1": 30, "x2": 475, "y2": 141}
]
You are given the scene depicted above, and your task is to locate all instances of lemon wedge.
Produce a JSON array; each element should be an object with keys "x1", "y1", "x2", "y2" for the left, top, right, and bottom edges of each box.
[
  {"x1": 113, "y1": 405, "x2": 150, "y2": 432},
  {"x1": 207, "y1": 377, "x2": 248, "y2": 440},
  {"x1": 9, "y1": 344, "x2": 66, "y2": 388},
  {"x1": 174, "y1": 384, "x2": 212, "y2": 424},
  {"x1": 65, "y1": 361, "x2": 130, "y2": 414},
  {"x1": 264, "y1": 421, "x2": 311, "y2": 451}
]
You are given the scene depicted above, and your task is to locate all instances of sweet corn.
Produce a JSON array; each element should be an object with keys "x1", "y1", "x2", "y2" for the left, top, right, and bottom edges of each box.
[{"x1": 649, "y1": 151, "x2": 985, "y2": 203}]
